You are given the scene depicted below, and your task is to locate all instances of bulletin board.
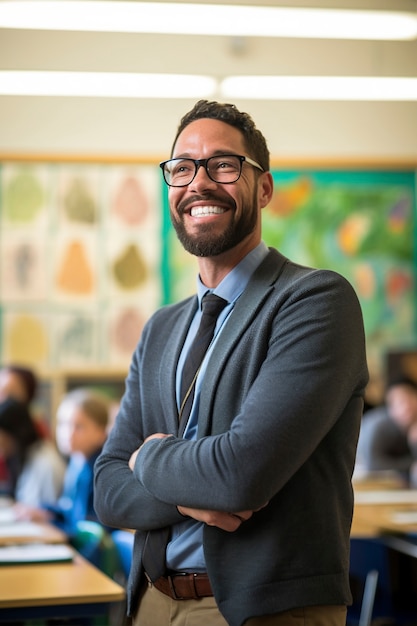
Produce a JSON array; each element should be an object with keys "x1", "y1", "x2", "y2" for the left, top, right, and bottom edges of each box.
[
  {"x1": 0, "y1": 160, "x2": 165, "y2": 373},
  {"x1": 0, "y1": 159, "x2": 416, "y2": 403}
]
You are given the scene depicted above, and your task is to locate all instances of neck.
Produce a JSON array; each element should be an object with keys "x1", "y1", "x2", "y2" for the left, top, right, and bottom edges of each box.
[{"x1": 197, "y1": 236, "x2": 260, "y2": 288}]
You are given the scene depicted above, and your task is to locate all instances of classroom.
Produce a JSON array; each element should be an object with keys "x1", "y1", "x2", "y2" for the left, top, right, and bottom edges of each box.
[{"x1": 0, "y1": 1, "x2": 417, "y2": 625}]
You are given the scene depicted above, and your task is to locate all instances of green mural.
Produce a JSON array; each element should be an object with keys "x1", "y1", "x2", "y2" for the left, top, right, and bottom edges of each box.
[{"x1": 263, "y1": 170, "x2": 416, "y2": 385}]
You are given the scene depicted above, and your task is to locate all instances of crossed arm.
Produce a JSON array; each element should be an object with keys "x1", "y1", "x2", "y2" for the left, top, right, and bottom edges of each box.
[{"x1": 128, "y1": 432, "x2": 265, "y2": 532}]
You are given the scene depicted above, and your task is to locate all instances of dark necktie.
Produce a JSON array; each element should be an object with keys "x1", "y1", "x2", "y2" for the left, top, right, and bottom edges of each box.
[
  {"x1": 142, "y1": 293, "x2": 227, "y2": 582},
  {"x1": 179, "y1": 293, "x2": 228, "y2": 423}
]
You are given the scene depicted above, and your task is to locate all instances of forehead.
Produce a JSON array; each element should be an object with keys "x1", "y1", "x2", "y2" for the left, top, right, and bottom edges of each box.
[
  {"x1": 0, "y1": 371, "x2": 25, "y2": 397},
  {"x1": 173, "y1": 118, "x2": 246, "y2": 158},
  {"x1": 58, "y1": 403, "x2": 86, "y2": 424},
  {"x1": 0, "y1": 370, "x2": 20, "y2": 387},
  {"x1": 387, "y1": 385, "x2": 417, "y2": 400}
]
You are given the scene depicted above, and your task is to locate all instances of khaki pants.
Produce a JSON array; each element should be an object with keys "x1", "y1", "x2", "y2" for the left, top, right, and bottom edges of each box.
[{"x1": 133, "y1": 582, "x2": 347, "y2": 626}]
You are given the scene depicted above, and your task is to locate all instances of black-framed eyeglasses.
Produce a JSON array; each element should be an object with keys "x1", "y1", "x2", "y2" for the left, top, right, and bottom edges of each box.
[{"x1": 159, "y1": 154, "x2": 264, "y2": 187}]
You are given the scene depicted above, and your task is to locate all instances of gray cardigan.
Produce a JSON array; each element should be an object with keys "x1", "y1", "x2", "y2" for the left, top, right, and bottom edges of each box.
[{"x1": 94, "y1": 248, "x2": 368, "y2": 626}]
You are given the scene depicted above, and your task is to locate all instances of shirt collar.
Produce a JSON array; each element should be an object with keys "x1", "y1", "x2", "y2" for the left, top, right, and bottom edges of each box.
[{"x1": 197, "y1": 241, "x2": 269, "y2": 307}]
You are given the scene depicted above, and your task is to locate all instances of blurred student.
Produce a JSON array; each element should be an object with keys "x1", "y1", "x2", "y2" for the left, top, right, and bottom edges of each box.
[
  {"x1": 0, "y1": 364, "x2": 40, "y2": 493},
  {"x1": 356, "y1": 376, "x2": 417, "y2": 486},
  {"x1": 0, "y1": 363, "x2": 50, "y2": 440},
  {"x1": 0, "y1": 397, "x2": 66, "y2": 506},
  {"x1": 0, "y1": 364, "x2": 38, "y2": 405},
  {"x1": 15, "y1": 388, "x2": 110, "y2": 535}
]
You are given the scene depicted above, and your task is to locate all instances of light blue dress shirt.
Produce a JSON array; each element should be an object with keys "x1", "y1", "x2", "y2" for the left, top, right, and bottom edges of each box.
[{"x1": 166, "y1": 241, "x2": 269, "y2": 572}]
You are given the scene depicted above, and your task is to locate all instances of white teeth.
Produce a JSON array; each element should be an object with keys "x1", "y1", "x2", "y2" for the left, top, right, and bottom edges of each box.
[{"x1": 190, "y1": 206, "x2": 226, "y2": 217}]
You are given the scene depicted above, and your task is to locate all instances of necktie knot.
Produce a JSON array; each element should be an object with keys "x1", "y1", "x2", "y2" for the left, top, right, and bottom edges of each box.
[{"x1": 201, "y1": 293, "x2": 228, "y2": 318}]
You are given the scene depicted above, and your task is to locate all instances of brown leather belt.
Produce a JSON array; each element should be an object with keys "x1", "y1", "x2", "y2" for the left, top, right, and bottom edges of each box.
[{"x1": 151, "y1": 572, "x2": 213, "y2": 600}]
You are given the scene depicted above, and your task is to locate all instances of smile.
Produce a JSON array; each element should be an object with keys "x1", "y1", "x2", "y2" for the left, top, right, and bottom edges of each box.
[{"x1": 190, "y1": 206, "x2": 227, "y2": 217}]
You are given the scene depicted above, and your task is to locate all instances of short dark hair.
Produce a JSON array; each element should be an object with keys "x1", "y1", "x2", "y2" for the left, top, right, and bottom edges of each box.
[
  {"x1": 387, "y1": 376, "x2": 417, "y2": 393},
  {"x1": 171, "y1": 100, "x2": 270, "y2": 172},
  {"x1": 7, "y1": 365, "x2": 38, "y2": 404},
  {"x1": 0, "y1": 397, "x2": 39, "y2": 451}
]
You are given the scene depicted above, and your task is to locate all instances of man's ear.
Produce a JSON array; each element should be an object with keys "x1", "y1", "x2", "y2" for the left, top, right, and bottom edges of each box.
[{"x1": 258, "y1": 172, "x2": 274, "y2": 209}]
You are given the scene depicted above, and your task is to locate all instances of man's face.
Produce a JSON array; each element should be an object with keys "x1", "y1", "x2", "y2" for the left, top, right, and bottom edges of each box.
[{"x1": 168, "y1": 118, "x2": 262, "y2": 257}]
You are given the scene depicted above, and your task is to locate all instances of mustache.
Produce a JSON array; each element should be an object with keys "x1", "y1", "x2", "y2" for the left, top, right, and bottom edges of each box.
[{"x1": 177, "y1": 195, "x2": 236, "y2": 215}]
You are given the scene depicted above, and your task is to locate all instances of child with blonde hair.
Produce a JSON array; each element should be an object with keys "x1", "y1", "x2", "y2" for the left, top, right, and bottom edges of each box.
[{"x1": 15, "y1": 388, "x2": 110, "y2": 535}]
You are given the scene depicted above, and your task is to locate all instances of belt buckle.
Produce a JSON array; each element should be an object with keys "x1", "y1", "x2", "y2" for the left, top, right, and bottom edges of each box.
[
  {"x1": 169, "y1": 572, "x2": 200, "y2": 600},
  {"x1": 167, "y1": 572, "x2": 186, "y2": 600}
]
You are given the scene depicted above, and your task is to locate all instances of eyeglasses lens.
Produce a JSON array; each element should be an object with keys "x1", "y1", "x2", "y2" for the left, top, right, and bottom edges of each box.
[{"x1": 164, "y1": 155, "x2": 242, "y2": 186}]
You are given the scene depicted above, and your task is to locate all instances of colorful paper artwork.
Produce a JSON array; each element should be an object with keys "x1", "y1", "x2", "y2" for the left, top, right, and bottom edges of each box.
[
  {"x1": 109, "y1": 168, "x2": 152, "y2": 227},
  {"x1": 105, "y1": 306, "x2": 147, "y2": 366},
  {"x1": 51, "y1": 312, "x2": 100, "y2": 368},
  {"x1": 54, "y1": 232, "x2": 97, "y2": 300},
  {"x1": 1, "y1": 311, "x2": 50, "y2": 369},
  {"x1": 2, "y1": 164, "x2": 50, "y2": 227},
  {"x1": 1, "y1": 234, "x2": 49, "y2": 301},
  {"x1": 57, "y1": 165, "x2": 101, "y2": 226},
  {"x1": 0, "y1": 162, "x2": 162, "y2": 371}
]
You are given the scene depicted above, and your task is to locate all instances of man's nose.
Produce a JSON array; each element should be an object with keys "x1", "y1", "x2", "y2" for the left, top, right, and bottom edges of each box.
[{"x1": 191, "y1": 163, "x2": 217, "y2": 188}]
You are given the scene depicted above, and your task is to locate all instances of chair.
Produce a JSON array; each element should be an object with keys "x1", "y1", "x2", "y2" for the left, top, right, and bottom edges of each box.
[
  {"x1": 348, "y1": 535, "x2": 417, "y2": 626},
  {"x1": 72, "y1": 520, "x2": 120, "y2": 578},
  {"x1": 109, "y1": 530, "x2": 134, "y2": 626},
  {"x1": 358, "y1": 570, "x2": 379, "y2": 626},
  {"x1": 72, "y1": 521, "x2": 126, "y2": 626},
  {"x1": 112, "y1": 529, "x2": 134, "y2": 579},
  {"x1": 348, "y1": 537, "x2": 394, "y2": 625}
]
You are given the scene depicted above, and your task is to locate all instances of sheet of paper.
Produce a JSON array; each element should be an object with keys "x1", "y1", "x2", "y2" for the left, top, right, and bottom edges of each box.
[
  {"x1": 355, "y1": 490, "x2": 417, "y2": 505},
  {"x1": 0, "y1": 521, "x2": 45, "y2": 538},
  {"x1": 390, "y1": 510, "x2": 417, "y2": 525},
  {"x1": 0, "y1": 509, "x2": 16, "y2": 525},
  {"x1": 0, "y1": 543, "x2": 74, "y2": 564}
]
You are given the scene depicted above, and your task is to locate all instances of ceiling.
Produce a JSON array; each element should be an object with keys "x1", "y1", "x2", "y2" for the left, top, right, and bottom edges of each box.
[{"x1": 0, "y1": 0, "x2": 416, "y2": 160}]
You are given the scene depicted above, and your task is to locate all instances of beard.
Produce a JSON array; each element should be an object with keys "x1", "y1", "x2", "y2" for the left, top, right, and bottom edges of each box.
[{"x1": 171, "y1": 189, "x2": 258, "y2": 257}]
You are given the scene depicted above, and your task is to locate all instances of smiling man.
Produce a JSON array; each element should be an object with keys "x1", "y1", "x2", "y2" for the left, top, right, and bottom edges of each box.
[{"x1": 94, "y1": 100, "x2": 368, "y2": 626}]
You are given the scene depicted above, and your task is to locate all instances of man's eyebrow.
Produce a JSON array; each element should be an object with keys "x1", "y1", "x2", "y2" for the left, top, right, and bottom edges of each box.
[{"x1": 172, "y1": 150, "x2": 239, "y2": 159}]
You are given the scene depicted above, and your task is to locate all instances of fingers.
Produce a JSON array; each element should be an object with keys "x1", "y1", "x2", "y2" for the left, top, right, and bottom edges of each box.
[
  {"x1": 144, "y1": 433, "x2": 171, "y2": 443},
  {"x1": 177, "y1": 505, "x2": 266, "y2": 532},
  {"x1": 228, "y1": 511, "x2": 252, "y2": 523}
]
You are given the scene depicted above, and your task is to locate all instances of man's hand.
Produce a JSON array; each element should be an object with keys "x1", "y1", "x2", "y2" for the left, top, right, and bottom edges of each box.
[
  {"x1": 128, "y1": 432, "x2": 170, "y2": 470},
  {"x1": 177, "y1": 506, "x2": 256, "y2": 532},
  {"x1": 128, "y1": 434, "x2": 268, "y2": 531}
]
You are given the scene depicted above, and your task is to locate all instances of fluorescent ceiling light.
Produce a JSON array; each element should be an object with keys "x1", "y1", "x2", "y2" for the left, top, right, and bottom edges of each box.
[
  {"x1": 0, "y1": 1, "x2": 416, "y2": 40},
  {"x1": 220, "y1": 76, "x2": 417, "y2": 101},
  {"x1": 0, "y1": 71, "x2": 217, "y2": 98},
  {"x1": 1, "y1": 71, "x2": 417, "y2": 101}
]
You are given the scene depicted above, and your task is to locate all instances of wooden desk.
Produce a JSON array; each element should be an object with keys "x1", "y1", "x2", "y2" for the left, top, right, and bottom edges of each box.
[
  {"x1": 0, "y1": 502, "x2": 68, "y2": 545},
  {"x1": 352, "y1": 500, "x2": 417, "y2": 537},
  {"x1": 349, "y1": 475, "x2": 417, "y2": 619},
  {"x1": 0, "y1": 552, "x2": 125, "y2": 622},
  {"x1": 352, "y1": 474, "x2": 417, "y2": 537},
  {"x1": 0, "y1": 521, "x2": 67, "y2": 545}
]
